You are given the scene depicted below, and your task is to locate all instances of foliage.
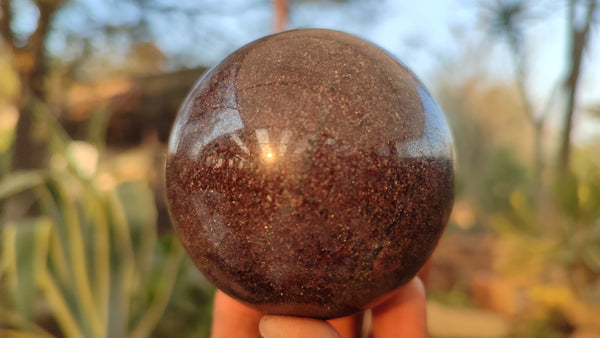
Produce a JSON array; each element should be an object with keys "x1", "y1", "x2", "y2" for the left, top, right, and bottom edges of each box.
[
  {"x1": 494, "y1": 149, "x2": 600, "y2": 289},
  {"x1": 0, "y1": 0, "x2": 598, "y2": 337},
  {"x1": 152, "y1": 260, "x2": 216, "y2": 338},
  {"x1": 428, "y1": 285, "x2": 473, "y2": 308},
  {"x1": 512, "y1": 306, "x2": 575, "y2": 338},
  {"x1": 437, "y1": 2, "x2": 600, "y2": 328},
  {"x1": 0, "y1": 98, "x2": 213, "y2": 337}
]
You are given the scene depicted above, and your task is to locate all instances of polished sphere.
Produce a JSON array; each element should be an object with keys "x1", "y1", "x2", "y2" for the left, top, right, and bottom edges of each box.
[{"x1": 166, "y1": 29, "x2": 454, "y2": 319}]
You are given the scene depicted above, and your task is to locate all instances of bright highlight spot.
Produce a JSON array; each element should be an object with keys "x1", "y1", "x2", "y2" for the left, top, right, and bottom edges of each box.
[{"x1": 266, "y1": 152, "x2": 273, "y2": 158}]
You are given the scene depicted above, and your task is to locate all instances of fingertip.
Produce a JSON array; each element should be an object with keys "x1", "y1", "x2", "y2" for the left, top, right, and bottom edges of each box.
[
  {"x1": 371, "y1": 277, "x2": 428, "y2": 338},
  {"x1": 328, "y1": 312, "x2": 364, "y2": 338},
  {"x1": 259, "y1": 315, "x2": 341, "y2": 338},
  {"x1": 211, "y1": 290, "x2": 262, "y2": 338},
  {"x1": 257, "y1": 315, "x2": 275, "y2": 338},
  {"x1": 408, "y1": 276, "x2": 427, "y2": 298}
]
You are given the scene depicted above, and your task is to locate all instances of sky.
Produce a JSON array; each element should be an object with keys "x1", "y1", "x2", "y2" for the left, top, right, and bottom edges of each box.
[
  {"x1": 156, "y1": 0, "x2": 597, "y2": 143},
  {"x1": 291, "y1": 0, "x2": 599, "y2": 144},
  {"x1": 9, "y1": 0, "x2": 600, "y2": 142},
  {"x1": 140, "y1": 0, "x2": 597, "y2": 101},
  {"x1": 12, "y1": 0, "x2": 598, "y2": 94}
]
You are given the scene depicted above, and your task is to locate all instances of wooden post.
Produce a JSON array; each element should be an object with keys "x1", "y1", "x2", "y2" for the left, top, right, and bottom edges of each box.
[{"x1": 273, "y1": 0, "x2": 289, "y2": 32}]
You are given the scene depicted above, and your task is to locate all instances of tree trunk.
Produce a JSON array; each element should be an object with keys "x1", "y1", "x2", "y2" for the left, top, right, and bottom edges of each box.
[
  {"x1": 557, "y1": 0, "x2": 596, "y2": 174},
  {"x1": 1, "y1": 0, "x2": 63, "y2": 220},
  {"x1": 532, "y1": 119, "x2": 543, "y2": 193},
  {"x1": 3, "y1": 0, "x2": 63, "y2": 170},
  {"x1": 273, "y1": 0, "x2": 289, "y2": 32}
]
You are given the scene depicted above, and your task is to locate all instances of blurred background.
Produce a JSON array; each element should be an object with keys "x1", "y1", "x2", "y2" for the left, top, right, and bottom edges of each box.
[{"x1": 0, "y1": 0, "x2": 599, "y2": 337}]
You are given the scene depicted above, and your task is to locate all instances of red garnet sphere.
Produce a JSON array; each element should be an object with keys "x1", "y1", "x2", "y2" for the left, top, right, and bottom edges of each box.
[{"x1": 166, "y1": 29, "x2": 454, "y2": 319}]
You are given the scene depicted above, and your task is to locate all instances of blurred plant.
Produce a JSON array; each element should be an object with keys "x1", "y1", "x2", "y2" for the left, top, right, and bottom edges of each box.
[
  {"x1": 478, "y1": 0, "x2": 554, "y2": 191},
  {"x1": 479, "y1": 0, "x2": 598, "y2": 176},
  {"x1": 515, "y1": 307, "x2": 575, "y2": 338},
  {"x1": 434, "y1": 3, "x2": 600, "y2": 334},
  {"x1": 437, "y1": 76, "x2": 531, "y2": 230},
  {"x1": 429, "y1": 285, "x2": 474, "y2": 308},
  {"x1": 152, "y1": 259, "x2": 215, "y2": 338},
  {"x1": 494, "y1": 148, "x2": 600, "y2": 298},
  {"x1": 0, "y1": 97, "x2": 187, "y2": 337},
  {"x1": 475, "y1": 0, "x2": 600, "y2": 298}
]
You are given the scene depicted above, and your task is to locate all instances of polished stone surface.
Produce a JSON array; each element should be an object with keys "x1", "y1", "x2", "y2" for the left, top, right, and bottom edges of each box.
[{"x1": 166, "y1": 29, "x2": 454, "y2": 319}]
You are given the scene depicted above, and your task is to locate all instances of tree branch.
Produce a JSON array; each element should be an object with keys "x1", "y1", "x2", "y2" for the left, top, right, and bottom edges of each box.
[
  {"x1": 11, "y1": 0, "x2": 65, "y2": 171},
  {"x1": 19, "y1": 0, "x2": 63, "y2": 96},
  {"x1": 557, "y1": 0, "x2": 597, "y2": 173},
  {"x1": 0, "y1": 0, "x2": 16, "y2": 50}
]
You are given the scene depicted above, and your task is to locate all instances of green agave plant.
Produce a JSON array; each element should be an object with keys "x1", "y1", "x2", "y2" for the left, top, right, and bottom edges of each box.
[{"x1": 0, "y1": 100, "x2": 186, "y2": 338}]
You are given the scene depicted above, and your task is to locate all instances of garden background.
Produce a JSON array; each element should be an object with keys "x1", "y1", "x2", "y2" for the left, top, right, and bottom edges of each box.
[{"x1": 1, "y1": 0, "x2": 599, "y2": 337}]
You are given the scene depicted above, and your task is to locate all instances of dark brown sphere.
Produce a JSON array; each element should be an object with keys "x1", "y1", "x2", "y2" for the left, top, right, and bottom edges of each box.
[{"x1": 166, "y1": 29, "x2": 454, "y2": 319}]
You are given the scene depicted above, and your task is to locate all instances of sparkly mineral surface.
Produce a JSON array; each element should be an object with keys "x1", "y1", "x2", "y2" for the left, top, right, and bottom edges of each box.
[{"x1": 166, "y1": 29, "x2": 454, "y2": 319}]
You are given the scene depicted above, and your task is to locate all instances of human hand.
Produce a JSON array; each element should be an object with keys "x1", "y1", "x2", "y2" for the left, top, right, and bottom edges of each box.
[{"x1": 210, "y1": 276, "x2": 427, "y2": 338}]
